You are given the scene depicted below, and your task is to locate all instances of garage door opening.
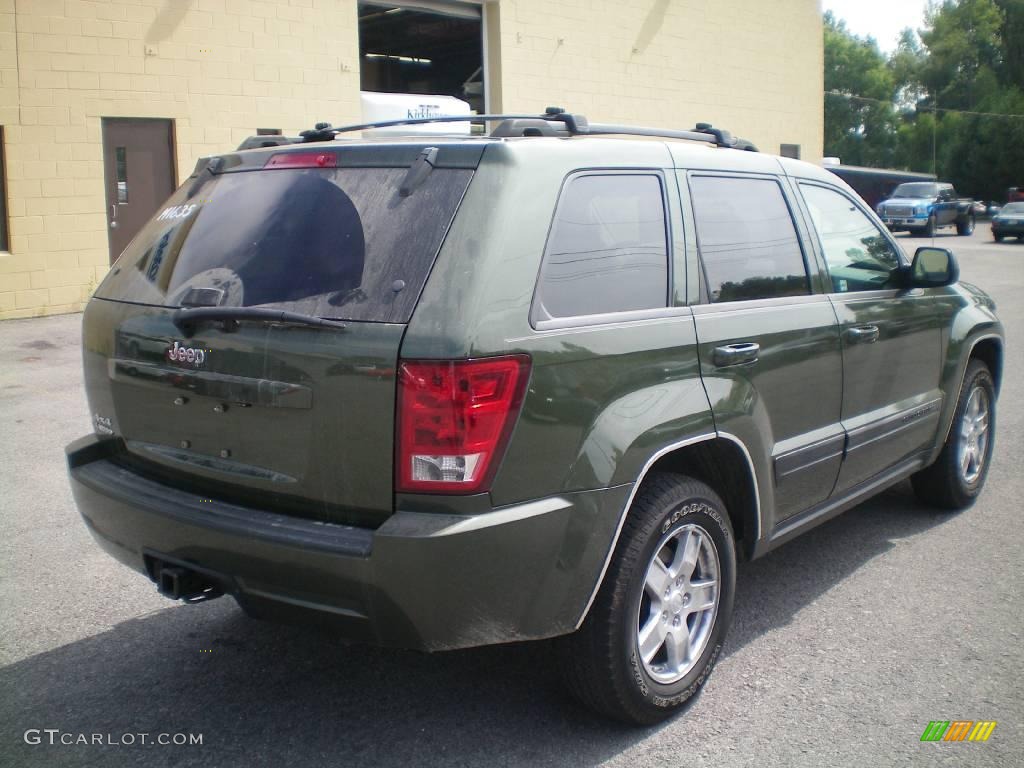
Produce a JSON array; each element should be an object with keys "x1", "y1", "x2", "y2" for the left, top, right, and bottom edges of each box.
[{"x1": 358, "y1": 1, "x2": 485, "y2": 116}]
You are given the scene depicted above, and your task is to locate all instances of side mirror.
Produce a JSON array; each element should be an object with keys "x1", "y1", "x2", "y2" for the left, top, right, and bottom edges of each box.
[{"x1": 908, "y1": 246, "x2": 959, "y2": 288}]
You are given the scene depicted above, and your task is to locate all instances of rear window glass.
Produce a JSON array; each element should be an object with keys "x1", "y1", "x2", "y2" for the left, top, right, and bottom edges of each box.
[{"x1": 95, "y1": 165, "x2": 474, "y2": 323}]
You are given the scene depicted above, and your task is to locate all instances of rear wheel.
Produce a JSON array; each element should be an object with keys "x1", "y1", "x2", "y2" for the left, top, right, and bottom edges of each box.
[
  {"x1": 957, "y1": 214, "x2": 975, "y2": 236},
  {"x1": 912, "y1": 360, "x2": 995, "y2": 509},
  {"x1": 993, "y1": 233, "x2": 1004, "y2": 242},
  {"x1": 556, "y1": 474, "x2": 736, "y2": 725}
]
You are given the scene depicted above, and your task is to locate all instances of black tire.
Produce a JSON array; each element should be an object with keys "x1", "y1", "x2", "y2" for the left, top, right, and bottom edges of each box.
[
  {"x1": 923, "y1": 214, "x2": 936, "y2": 237},
  {"x1": 993, "y1": 233, "x2": 1004, "y2": 242},
  {"x1": 556, "y1": 474, "x2": 736, "y2": 725},
  {"x1": 912, "y1": 360, "x2": 996, "y2": 510},
  {"x1": 957, "y1": 214, "x2": 975, "y2": 236}
]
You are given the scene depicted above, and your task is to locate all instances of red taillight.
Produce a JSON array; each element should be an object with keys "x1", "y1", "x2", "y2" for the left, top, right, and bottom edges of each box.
[
  {"x1": 263, "y1": 152, "x2": 337, "y2": 169},
  {"x1": 396, "y1": 355, "x2": 531, "y2": 494}
]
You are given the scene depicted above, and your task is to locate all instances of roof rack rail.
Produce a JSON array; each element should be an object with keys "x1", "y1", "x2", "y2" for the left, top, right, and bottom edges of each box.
[{"x1": 299, "y1": 108, "x2": 758, "y2": 151}]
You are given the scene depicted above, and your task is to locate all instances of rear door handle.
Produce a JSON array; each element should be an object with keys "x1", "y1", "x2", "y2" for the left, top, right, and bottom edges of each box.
[
  {"x1": 847, "y1": 325, "x2": 879, "y2": 344},
  {"x1": 712, "y1": 342, "x2": 760, "y2": 367}
]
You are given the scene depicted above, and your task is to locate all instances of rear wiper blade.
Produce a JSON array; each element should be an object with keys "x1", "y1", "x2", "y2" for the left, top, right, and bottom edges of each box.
[
  {"x1": 172, "y1": 307, "x2": 347, "y2": 337},
  {"x1": 399, "y1": 146, "x2": 438, "y2": 197}
]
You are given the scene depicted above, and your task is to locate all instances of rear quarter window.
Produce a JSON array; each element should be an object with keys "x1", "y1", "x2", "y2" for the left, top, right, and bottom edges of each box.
[{"x1": 532, "y1": 173, "x2": 669, "y2": 323}]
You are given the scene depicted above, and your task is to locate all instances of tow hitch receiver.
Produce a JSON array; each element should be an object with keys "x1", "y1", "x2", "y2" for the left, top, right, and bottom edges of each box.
[{"x1": 148, "y1": 558, "x2": 224, "y2": 603}]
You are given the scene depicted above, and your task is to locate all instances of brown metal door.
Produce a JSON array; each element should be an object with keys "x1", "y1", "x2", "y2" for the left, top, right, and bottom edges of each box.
[{"x1": 102, "y1": 118, "x2": 176, "y2": 264}]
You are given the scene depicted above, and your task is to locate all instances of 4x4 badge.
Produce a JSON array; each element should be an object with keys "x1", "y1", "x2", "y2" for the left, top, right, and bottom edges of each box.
[{"x1": 167, "y1": 341, "x2": 206, "y2": 366}]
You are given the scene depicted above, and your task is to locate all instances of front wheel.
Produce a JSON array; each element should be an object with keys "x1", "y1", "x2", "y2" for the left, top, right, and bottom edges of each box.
[
  {"x1": 993, "y1": 233, "x2": 1004, "y2": 242},
  {"x1": 912, "y1": 360, "x2": 995, "y2": 509},
  {"x1": 556, "y1": 474, "x2": 736, "y2": 724},
  {"x1": 957, "y1": 214, "x2": 975, "y2": 236},
  {"x1": 923, "y1": 214, "x2": 937, "y2": 237}
]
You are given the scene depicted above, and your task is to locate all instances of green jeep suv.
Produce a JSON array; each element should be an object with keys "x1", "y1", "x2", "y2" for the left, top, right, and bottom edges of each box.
[{"x1": 66, "y1": 110, "x2": 1003, "y2": 725}]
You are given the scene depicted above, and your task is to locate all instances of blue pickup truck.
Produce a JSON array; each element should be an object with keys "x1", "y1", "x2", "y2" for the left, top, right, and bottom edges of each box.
[{"x1": 876, "y1": 182, "x2": 975, "y2": 236}]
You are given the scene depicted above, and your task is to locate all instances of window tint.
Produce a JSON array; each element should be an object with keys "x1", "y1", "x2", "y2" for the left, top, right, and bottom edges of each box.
[
  {"x1": 534, "y1": 174, "x2": 668, "y2": 320},
  {"x1": 690, "y1": 175, "x2": 809, "y2": 302},
  {"x1": 800, "y1": 184, "x2": 903, "y2": 292}
]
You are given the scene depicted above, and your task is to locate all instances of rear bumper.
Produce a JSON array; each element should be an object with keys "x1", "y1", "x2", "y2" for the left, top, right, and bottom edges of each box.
[{"x1": 67, "y1": 435, "x2": 629, "y2": 651}]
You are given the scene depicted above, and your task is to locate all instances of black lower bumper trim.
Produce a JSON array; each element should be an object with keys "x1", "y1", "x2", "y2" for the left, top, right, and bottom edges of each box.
[{"x1": 73, "y1": 458, "x2": 373, "y2": 557}]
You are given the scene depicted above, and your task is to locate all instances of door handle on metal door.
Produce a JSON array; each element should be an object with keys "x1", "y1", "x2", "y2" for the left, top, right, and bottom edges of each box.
[
  {"x1": 847, "y1": 325, "x2": 879, "y2": 344},
  {"x1": 109, "y1": 204, "x2": 119, "y2": 229},
  {"x1": 712, "y1": 342, "x2": 760, "y2": 367}
]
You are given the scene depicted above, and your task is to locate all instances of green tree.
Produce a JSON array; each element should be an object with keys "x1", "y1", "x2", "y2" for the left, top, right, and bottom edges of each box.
[
  {"x1": 995, "y1": 0, "x2": 1024, "y2": 86},
  {"x1": 823, "y1": 11, "x2": 899, "y2": 166},
  {"x1": 825, "y1": 1, "x2": 1024, "y2": 199},
  {"x1": 919, "y1": 0, "x2": 1005, "y2": 109},
  {"x1": 913, "y1": 0, "x2": 1024, "y2": 199}
]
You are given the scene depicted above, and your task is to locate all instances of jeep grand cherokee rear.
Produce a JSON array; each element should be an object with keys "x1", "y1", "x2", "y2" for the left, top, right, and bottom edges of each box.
[{"x1": 67, "y1": 139, "x2": 631, "y2": 658}]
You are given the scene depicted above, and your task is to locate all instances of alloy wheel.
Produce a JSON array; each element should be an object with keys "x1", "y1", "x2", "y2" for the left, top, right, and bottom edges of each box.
[
  {"x1": 959, "y1": 385, "x2": 990, "y2": 484},
  {"x1": 636, "y1": 523, "x2": 720, "y2": 684}
]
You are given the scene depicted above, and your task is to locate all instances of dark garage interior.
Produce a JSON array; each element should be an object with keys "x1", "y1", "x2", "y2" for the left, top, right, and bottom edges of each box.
[{"x1": 357, "y1": 2, "x2": 484, "y2": 112}]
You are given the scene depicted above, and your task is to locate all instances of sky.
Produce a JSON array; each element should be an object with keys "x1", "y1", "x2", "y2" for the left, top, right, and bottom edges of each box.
[{"x1": 824, "y1": 0, "x2": 931, "y2": 53}]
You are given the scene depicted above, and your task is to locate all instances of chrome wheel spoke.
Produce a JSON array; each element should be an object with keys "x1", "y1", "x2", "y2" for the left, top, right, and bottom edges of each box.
[
  {"x1": 688, "y1": 579, "x2": 717, "y2": 613},
  {"x1": 645, "y1": 556, "x2": 671, "y2": 599},
  {"x1": 669, "y1": 528, "x2": 701, "y2": 580},
  {"x1": 638, "y1": 613, "x2": 667, "y2": 664},
  {"x1": 663, "y1": 626, "x2": 692, "y2": 671}
]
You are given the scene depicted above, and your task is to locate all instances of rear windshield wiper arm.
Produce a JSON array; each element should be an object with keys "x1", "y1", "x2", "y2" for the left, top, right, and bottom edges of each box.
[{"x1": 172, "y1": 307, "x2": 347, "y2": 337}]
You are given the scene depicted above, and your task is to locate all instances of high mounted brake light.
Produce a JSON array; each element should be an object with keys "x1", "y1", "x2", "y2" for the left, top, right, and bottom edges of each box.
[
  {"x1": 396, "y1": 356, "x2": 531, "y2": 494},
  {"x1": 263, "y1": 152, "x2": 337, "y2": 169}
]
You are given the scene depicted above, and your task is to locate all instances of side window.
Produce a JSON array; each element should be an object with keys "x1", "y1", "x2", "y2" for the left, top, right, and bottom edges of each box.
[
  {"x1": 689, "y1": 175, "x2": 809, "y2": 303},
  {"x1": 533, "y1": 174, "x2": 669, "y2": 321},
  {"x1": 800, "y1": 183, "x2": 903, "y2": 292}
]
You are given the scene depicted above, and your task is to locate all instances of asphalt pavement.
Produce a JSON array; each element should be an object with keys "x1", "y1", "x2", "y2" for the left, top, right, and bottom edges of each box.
[{"x1": 1, "y1": 226, "x2": 1021, "y2": 767}]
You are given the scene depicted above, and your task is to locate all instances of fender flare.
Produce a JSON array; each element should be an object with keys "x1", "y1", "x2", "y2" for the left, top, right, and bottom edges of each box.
[
  {"x1": 936, "y1": 332, "x2": 1002, "y2": 450},
  {"x1": 573, "y1": 431, "x2": 761, "y2": 629}
]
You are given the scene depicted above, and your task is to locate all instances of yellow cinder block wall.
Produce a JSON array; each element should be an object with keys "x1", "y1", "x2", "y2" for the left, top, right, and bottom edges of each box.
[
  {"x1": 0, "y1": 0, "x2": 823, "y2": 320},
  {"x1": 493, "y1": 0, "x2": 823, "y2": 159}
]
